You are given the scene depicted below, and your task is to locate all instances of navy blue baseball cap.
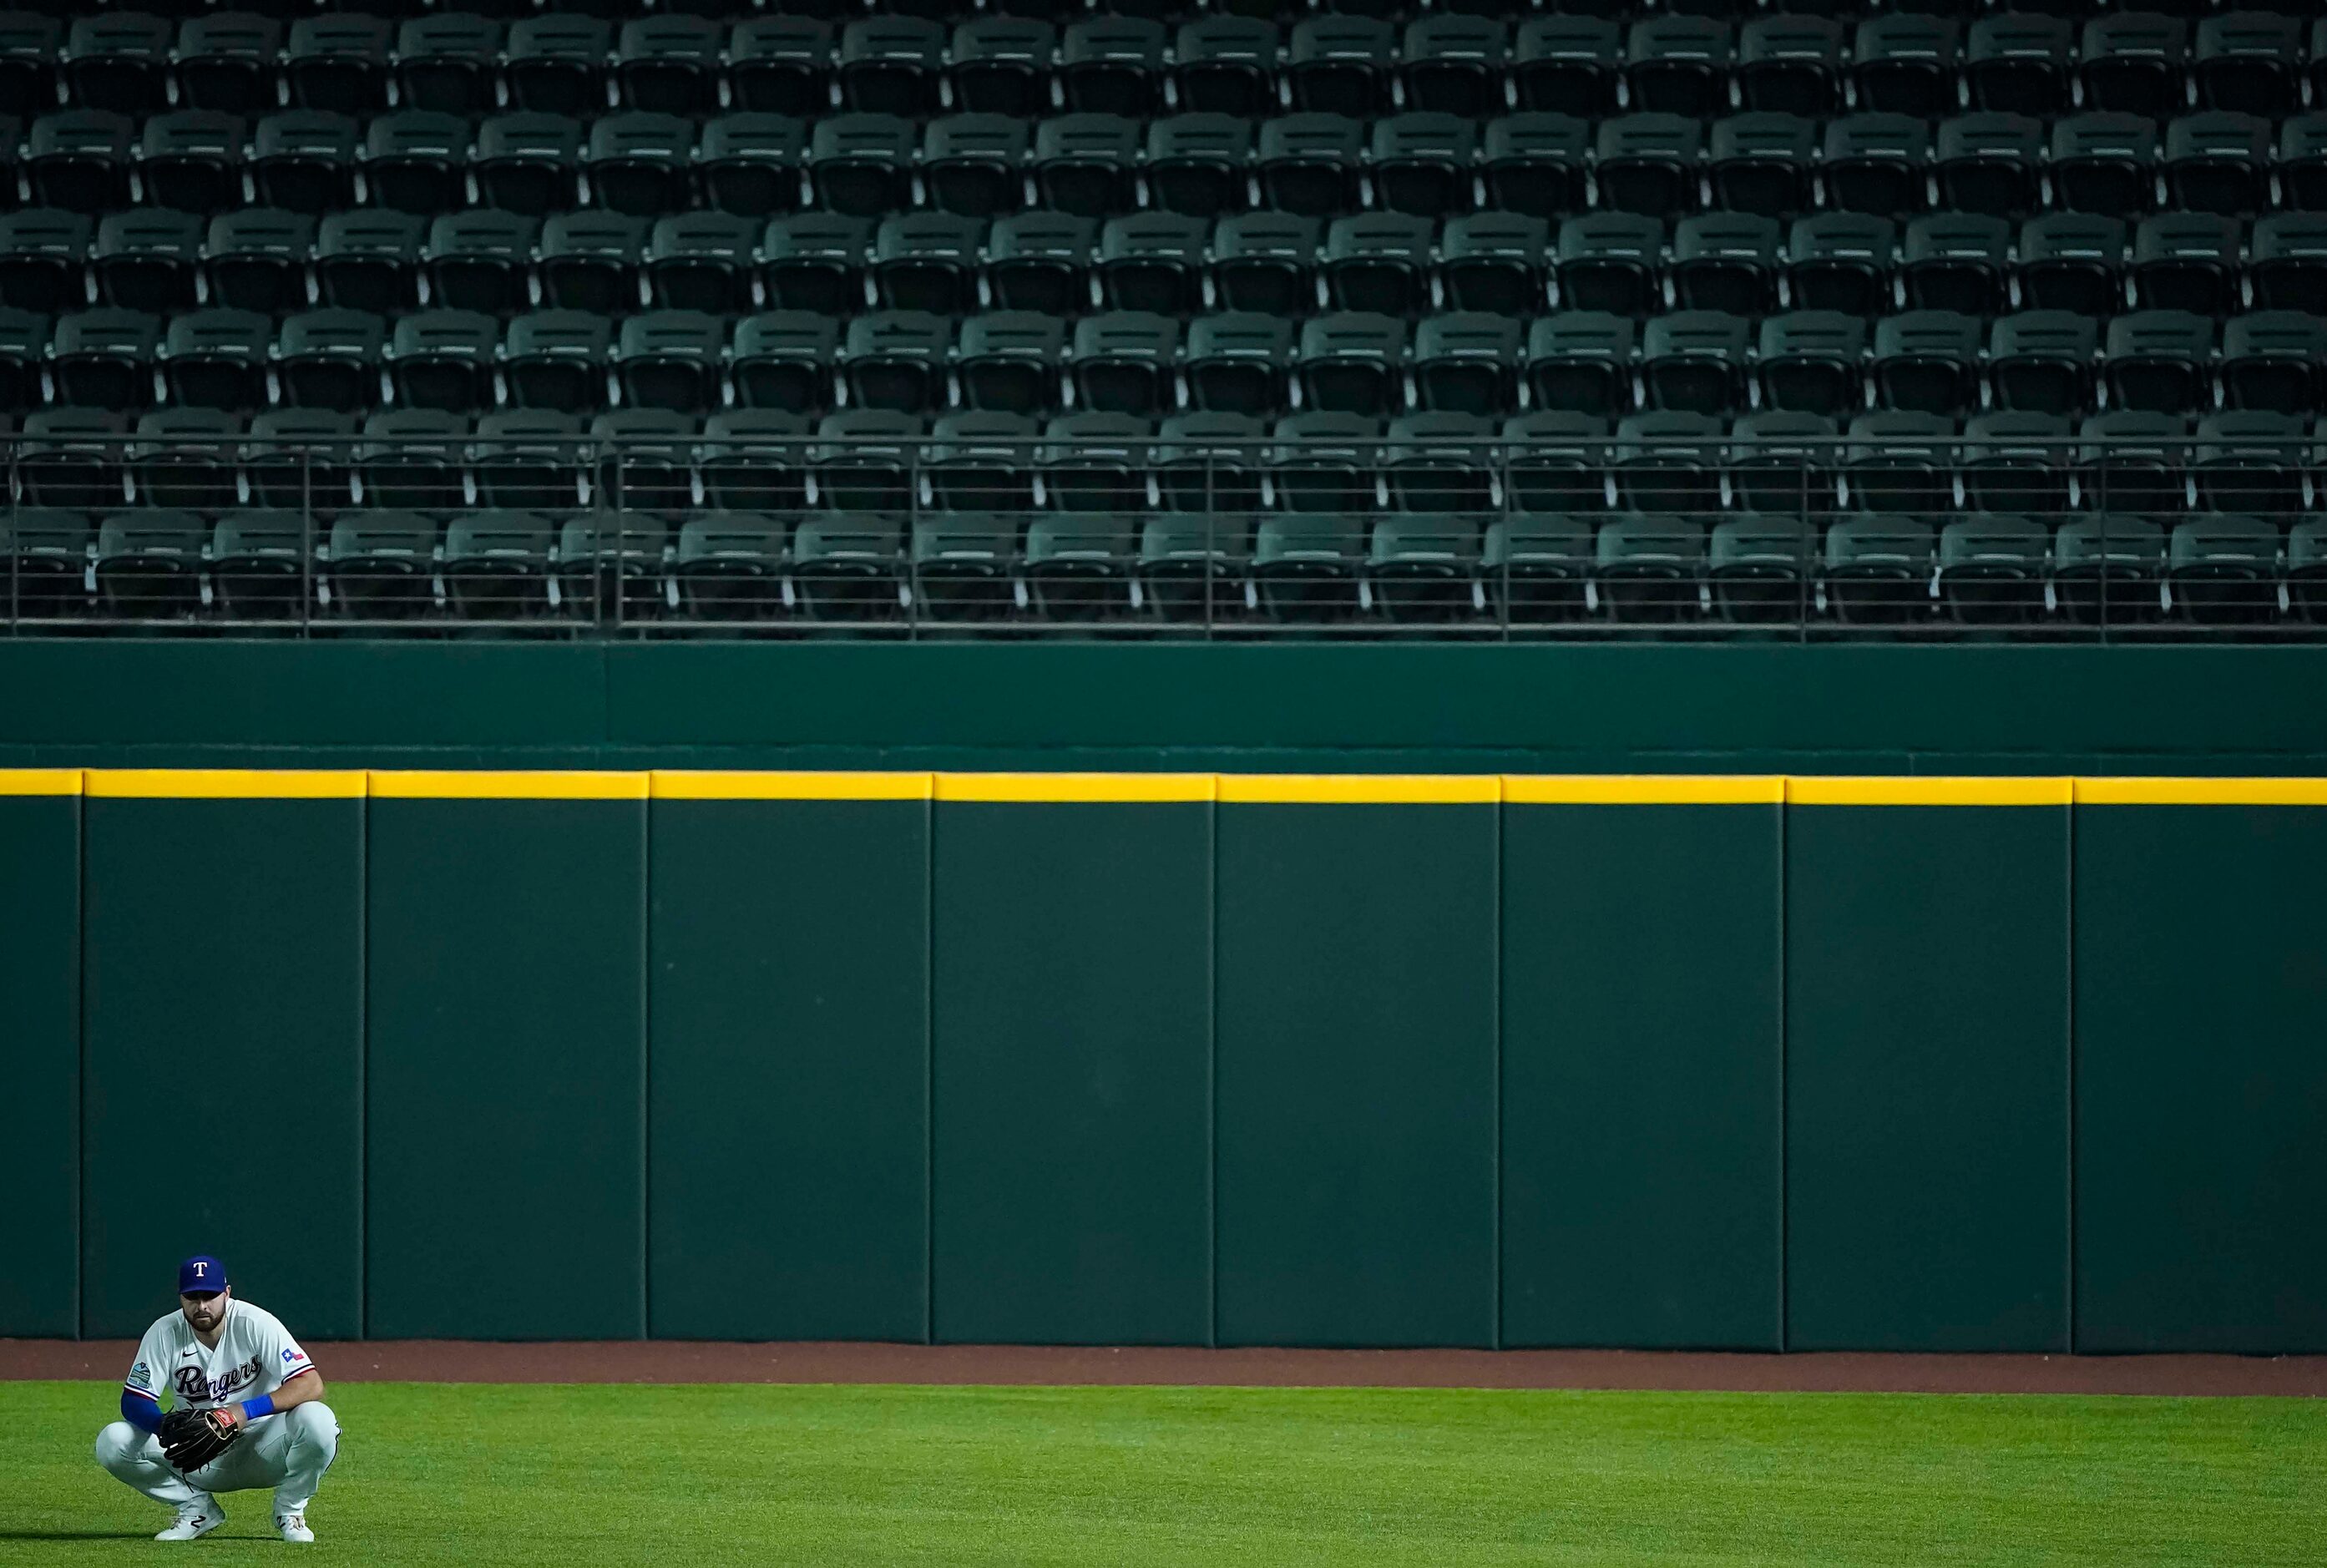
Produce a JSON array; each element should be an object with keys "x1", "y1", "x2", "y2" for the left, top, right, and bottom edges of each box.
[{"x1": 178, "y1": 1256, "x2": 229, "y2": 1295}]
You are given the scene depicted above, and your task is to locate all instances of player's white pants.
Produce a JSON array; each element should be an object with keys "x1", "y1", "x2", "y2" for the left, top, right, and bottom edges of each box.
[{"x1": 96, "y1": 1403, "x2": 338, "y2": 1515}]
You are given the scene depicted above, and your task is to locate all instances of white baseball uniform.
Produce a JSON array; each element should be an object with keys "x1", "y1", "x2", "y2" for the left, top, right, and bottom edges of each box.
[{"x1": 97, "y1": 1299, "x2": 339, "y2": 1517}]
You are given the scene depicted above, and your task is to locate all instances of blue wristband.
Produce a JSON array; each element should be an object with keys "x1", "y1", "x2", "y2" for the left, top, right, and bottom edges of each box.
[{"x1": 239, "y1": 1395, "x2": 275, "y2": 1422}]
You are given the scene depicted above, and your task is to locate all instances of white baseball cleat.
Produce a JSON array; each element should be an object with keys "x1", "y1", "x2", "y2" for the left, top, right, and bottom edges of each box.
[
  {"x1": 155, "y1": 1499, "x2": 224, "y2": 1540},
  {"x1": 277, "y1": 1513, "x2": 315, "y2": 1544}
]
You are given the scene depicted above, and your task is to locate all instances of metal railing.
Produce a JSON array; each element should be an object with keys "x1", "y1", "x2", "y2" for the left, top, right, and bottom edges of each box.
[{"x1": 6, "y1": 431, "x2": 2324, "y2": 639}]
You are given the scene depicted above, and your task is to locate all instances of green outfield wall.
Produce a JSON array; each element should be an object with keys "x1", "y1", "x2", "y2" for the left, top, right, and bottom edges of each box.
[{"x1": 12, "y1": 766, "x2": 2325, "y2": 1356}]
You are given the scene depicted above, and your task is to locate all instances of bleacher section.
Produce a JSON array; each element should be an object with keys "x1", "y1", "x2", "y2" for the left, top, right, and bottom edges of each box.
[{"x1": 5, "y1": 0, "x2": 2327, "y2": 628}]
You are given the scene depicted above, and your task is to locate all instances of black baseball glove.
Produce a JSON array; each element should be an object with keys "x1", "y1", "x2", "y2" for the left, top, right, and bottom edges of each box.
[{"x1": 158, "y1": 1406, "x2": 240, "y2": 1473}]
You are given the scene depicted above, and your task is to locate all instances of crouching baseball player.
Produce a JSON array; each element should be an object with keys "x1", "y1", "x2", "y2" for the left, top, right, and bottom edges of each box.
[{"x1": 96, "y1": 1256, "x2": 338, "y2": 1544}]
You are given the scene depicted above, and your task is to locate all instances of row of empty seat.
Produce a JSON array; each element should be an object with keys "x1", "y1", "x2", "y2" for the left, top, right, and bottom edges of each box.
[
  {"x1": 13, "y1": 207, "x2": 2327, "y2": 324},
  {"x1": 13, "y1": 12, "x2": 2327, "y2": 125},
  {"x1": 13, "y1": 105, "x2": 2327, "y2": 223},
  {"x1": 11, "y1": 406, "x2": 2326, "y2": 518},
  {"x1": 8, "y1": 305, "x2": 2327, "y2": 421},
  {"x1": 6, "y1": 503, "x2": 2320, "y2": 627}
]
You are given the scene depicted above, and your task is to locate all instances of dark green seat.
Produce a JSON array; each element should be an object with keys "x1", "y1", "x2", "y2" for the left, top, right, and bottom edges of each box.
[
  {"x1": 1437, "y1": 211, "x2": 1549, "y2": 318},
  {"x1": 1526, "y1": 311, "x2": 1636, "y2": 417},
  {"x1": 1851, "y1": 15, "x2": 1959, "y2": 119},
  {"x1": 133, "y1": 408, "x2": 242, "y2": 513},
  {"x1": 275, "y1": 309, "x2": 387, "y2": 415},
  {"x1": 1737, "y1": 14, "x2": 1840, "y2": 117},
  {"x1": 2221, "y1": 313, "x2": 2327, "y2": 418},
  {"x1": 1939, "y1": 513, "x2": 2051, "y2": 625},
  {"x1": 1841, "y1": 412, "x2": 1955, "y2": 516},
  {"x1": 382, "y1": 307, "x2": 500, "y2": 413},
  {"x1": 1483, "y1": 511, "x2": 1592, "y2": 623},
  {"x1": 1512, "y1": 16, "x2": 1619, "y2": 114},
  {"x1": 644, "y1": 212, "x2": 760, "y2": 315},
  {"x1": 324, "y1": 508, "x2": 438, "y2": 620},
  {"x1": 1060, "y1": 16, "x2": 1166, "y2": 114},
  {"x1": 1593, "y1": 111, "x2": 1703, "y2": 218},
  {"x1": 1555, "y1": 213, "x2": 1662, "y2": 318},
  {"x1": 18, "y1": 406, "x2": 128, "y2": 511},
  {"x1": 1824, "y1": 513, "x2": 1937, "y2": 624},
  {"x1": 697, "y1": 114, "x2": 807, "y2": 220},
  {"x1": 1141, "y1": 113, "x2": 1252, "y2": 220},
  {"x1": 1267, "y1": 412, "x2": 1376, "y2": 515},
  {"x1": 1755, "y1": 311, "x2": 1867, "y2": 421},
  {"x1": 2193, "y1": 13, "x2": 2299, "y2": 120},
  {"x1": 2076, "y1": 412, "x2": 2186, "y2": 518},
  {"x1": 1208, "y1": 210, "x2": 1318, "y2": 316},
  {"x1": 1384, "y1": 412, "x2": 1496, "y2": 515},
  {"x1": 1728, "y1": 412, "x2": 1839, "y2": 517},
  {"x1": 1321, "y1": 212, "x2": 1434, "y2": 317},
  {"x1": 614, "y1": 310, "x2": 727, "y2": 415},
  {"x1": 394, "y1": 14, "x2": 501, "y2": 118},
  {"x1": 1821, "y1": 113, "x2": 1930, "y2": 217},
  {"x1": 1961, "y1": 412, "x2": 2073, "y2": 518},
  {"x1": 758, "y1": 213, "x2": 873, "y2": 316},
  {"x1": 357, "y1": 408, "x2": 468, "y2": 513},
  {"x1": 2015, "y1": 212, "x2": 2125, "y2": 318},
  {"x1": 729, "y1": 312, "x2": 837, "y2": 416},
  {"x1": 1400, "y1": 15, "x2": 1507, "y2": 119},
  {"x1": 811, "y1": 409, "x2": 920, "y2": 515},
  {"x1": 792, "y1": 512, "x2": 906, "y2": 622},
  {"x1": 2170, "y1": 513, "x2": 2283, "y2": 624},
  {"x1": 1036, "y1": 413, "x2": 1149, "y2": 515},
  {"x1": 1708, "y1": 111, "x2": 1815, "y2": 217},
  {"x1": 1286, "y1": 14, "x2": 1391, "y2": 118},
  {"x1": 1501, "y1": 411, "x2": 1608, "y2": 515},
  {"x1": 211, "y1": 510, "x2": 311, "y2": 623},
  {"x1": 2105, "y1": 311, "x2": 2215, "y2": 418},
  {"x1": 1368, "y1": 513, "x2": 1482, "y2": 623},
  {"x1": 2132, "y1": 212, "x2": 2239, "y2": 316},
  {"x1": 1641, "y1": 311, "x2": 1750, "y2": 417},
  {"x1": 243, "y1": 409, "x2": 355, "y2": 512},
  {"x1": 925, "y1": 411, "x2": 1038, "y2": 514},
  {"x1": 1034, "y1": 113, "x2": 1141, "y2": 219},
  {"x1": 473, "y1": 411, "x2": 584, "y2": 513},
  {"x1": 360, "y1": 109, "x2": 471, "y2": 218},
  {"x1": 840, "y1": 311, "x2": 952, "y2": 415},
  {"x1": 444, "y1": 509, "x2": 556, "y2": 620},
  {"x1": 1987, "y1": 310, "x2": 2099, "y2": 418},
  {"x1": 1368, "y1": 112, "x2": 1478, "y2": 219},
  {"x1": 1139, "y1": 512, "x2": 1252, "y2": 624},
  {"x1": 50, "y1": 307, "x2": 160, "y2": 411},
  {"x1": 1095, "y1": 212, "x2": 1209, "y2": 316},
  {"x1": 589, "y1": 410, "x2": 696, "y2": 518},
  {"x1": 674, "y1": 510, "x2": 788, "y2": 622},
  {"x1": 1481, "y1": 111, "x2": 1590, "y2": 217},
  {"x1": 984, "y1": 210, "x2": 1095, "y2": 316},
  {"x1": 921, "y1": 114, "x2": 1030, "y2": 220},
  {"x1": 2286, "y1": 514, "x2": 2327, "y2": 622},
  {"x1": 558, "y1": 512, "x2": 672, "y2": 625},
  {"x1": 2165, "y1": 110, "x2": 2271, "y2": 216},
  {"x1": 1257, "y1": 112, "x2": 1365, "y2": 218},
  {"x1": 1668, "y1": 210, "x2": 1780, "y2": 317},
  {"x1": 1413, "y1": 313, "x2": 1521, "y2": 420},
  {"x1": 2249, "y1": 213, "x2": 2327, "y2": 315},
  {"x1": 472, "y1": 111, "x2": 581, "y2": 218},
  {"x1": 2049, "y1": 110, "x2": 2158, "y2": 217},
  {"x1": 807, "y1": 112, "x2": 916, "y2": 218},
  {"x1": 1153, "y1": 412, "x2": 1264, "y2": 514},
  {"x1": 947, "y1": 18, "x2": 1056, "y2": 119},
  {"x1": 1784, "y1": 213, "x2": 1895, "y2": 317},
  {"x1": 2193, "y1": 411, "x2": 2307, "y2": 518},
  {"x1": 1596, "y1": 513, "x2": 1706, "y2": 622},
  {"x1": 2055, "y1": 514, "x2": 2167, "y2": 625},
  {"x1": 1612, "y1": 411, "x2": 1723, "y2": 516},
  {"x1": 313, "y1": 210, "x2": 424, "y2": 316},
  {"x1": 869, "y1": 211, "x2": 984, "y2": 316},
  {"x1": 503, "y1": 311, "x2": 615, "y2": 416},
  {"x1": 1068, "y1": 311, "x2": 1178, "y2": 418},
  {"x1": 617, "y1": 15, "x2": 724, "y2": 118},
  {"x1": 1900, "y1": 211, "x2": 2012, "y2": 317},
  {"x1": 585, "y1": 110, "x2": 696, "y2": 219},
  {"x1": 1181, "y1": 313, "x2": 1292, "y2": 419},
  {"x1": 1024, "y1": 513, "x2": 1136, "y2": 621},
  {"x1": 910, "y1": 510, "x2": 1022, "y2": 621},
  {"x1": 1873, "y1": 309, "x2": 1983, "y2": 417},
  {"x1": 730, "y1": 17, "x2": 832, "y2": 119},
  {"x1": 1710, "y1": 513, "x2": 1817, "y2": 625},
  {"x1": 954, "y1": 311, "x2": 1065, "y2": 417},
  {"x1": 1171, "y1": 16, "x2": 1277, "y2": 119},
  {"x1": 0, "y1": 505, "x2": 92, "y2": 619},
  {"x1": 92, "y1": 210, "x2": 204, "y2": 314},
  {"x1": 94, "y1": 508, "x2": 204, "y2": 619},
  {"x1": 1252, "y1": 512, "x2": 1365, "y2": 623},
  {"x1": 1293, "y1": 311, "x2": 1407, "y2": 419},
  {"x1": 0, "y1": 310, "x2": 42, "y2": 415},
  {"x1": 203, "y1": 208, "x2": 315, "y2": 316}
]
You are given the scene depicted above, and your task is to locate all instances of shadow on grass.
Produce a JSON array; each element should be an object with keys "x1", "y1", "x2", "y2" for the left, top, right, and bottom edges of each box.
[{"x1": 0, "y1": 1530, "x2": 155, "y2": 1540}]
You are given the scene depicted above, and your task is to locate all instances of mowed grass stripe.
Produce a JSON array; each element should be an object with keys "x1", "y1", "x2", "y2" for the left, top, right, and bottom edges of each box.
[{"x1": 11, "y1": 1382, "x2": 2323, "y2": 1566}]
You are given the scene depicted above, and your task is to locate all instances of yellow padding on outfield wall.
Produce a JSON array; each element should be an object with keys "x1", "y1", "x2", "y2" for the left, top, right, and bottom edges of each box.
[
  {"x1": 1505, "y1": 776, "x2": 1788, "y2": 805},
  {"x1": 16, "y1": 771, "x2": 2327, "y2": 802},
  {"x1": 1786, "y1": 776, "x2": 2074, "y2": 807},
  {"x1": 86, "y1": 770, "x2": 367, "y2": 798},
  {"x1": 652, "y1": 771, "x2": 934, "y2": 801},
  {"x1": 368, "y1": 771, "x2": 649, "y2": 800},
  {"x1": 0, "y1": 769, "x2": 83, "y2": 796}
]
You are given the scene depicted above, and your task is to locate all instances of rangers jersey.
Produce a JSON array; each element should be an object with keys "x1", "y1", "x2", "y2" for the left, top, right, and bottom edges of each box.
[{"x1": 124, "y1": 1300, "x2": 316, "y2": 1414}]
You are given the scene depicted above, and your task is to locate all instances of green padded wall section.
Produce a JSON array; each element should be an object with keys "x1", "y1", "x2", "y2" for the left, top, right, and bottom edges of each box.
[
  {"x1": 1501, "y1": 802, "x2": 1784, "y2": 1349},
  {"x1": 80, "y1": 795, "x2": 364, "y2": 1338},
  {"x1": 1215, "y1": 802, "x2": 1499, "y2": 1348},
  {"x1": 0, "y1": 792, "x2": 78, "y2": 1335},
  {"x1": 367, "y1": 797, "x2": 646, "y2": 1339},
  {"x1": 931, "y1": 800, "x2": 1212, "y2": 1345},
  {"x1": 648, "y1": 798, "x2": 930, "y2": 1342},
  {"x1": 2075, "y1": 804, "x2": 2327, "y2": 1353},
  {"x1": 1785, "y1": 805, "x2": 2071, "y2": 1352}
]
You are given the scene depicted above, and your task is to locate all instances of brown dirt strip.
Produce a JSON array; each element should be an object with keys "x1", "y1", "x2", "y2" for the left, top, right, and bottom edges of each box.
[{"x1": 5, "y1": 1341, "x2": 2322, "y2": 1396}]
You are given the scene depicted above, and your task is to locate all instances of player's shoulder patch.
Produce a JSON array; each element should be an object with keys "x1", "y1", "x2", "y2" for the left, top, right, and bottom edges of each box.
[{"x1": 127, "y1": 1360, "x2": 152, "y2": 1391}]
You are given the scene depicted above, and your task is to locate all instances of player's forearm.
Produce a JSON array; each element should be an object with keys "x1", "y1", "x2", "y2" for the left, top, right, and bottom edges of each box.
[
  {"x1": 119, "y1": 1389, "x2": 164, "y2": 1435},
  {"x1": 230, "y1": 1368, "x2": 323, "y2": 1426}
]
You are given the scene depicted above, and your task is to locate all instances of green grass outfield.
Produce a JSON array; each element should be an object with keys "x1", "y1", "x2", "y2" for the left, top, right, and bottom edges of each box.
[{"x1": 6, "y1": 1380, "x2": 2322, "y2": 1565}]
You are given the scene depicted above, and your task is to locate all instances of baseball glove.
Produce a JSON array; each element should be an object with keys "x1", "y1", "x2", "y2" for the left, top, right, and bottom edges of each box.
[{"x1": 158, "y1": 1407, "x2": 240, "y2": 1473}]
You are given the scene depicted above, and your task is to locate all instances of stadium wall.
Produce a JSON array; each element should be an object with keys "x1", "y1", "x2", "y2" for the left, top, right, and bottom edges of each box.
[{"x1": 9, "y1": 766, "x2": 2325, "y2": 1357}]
